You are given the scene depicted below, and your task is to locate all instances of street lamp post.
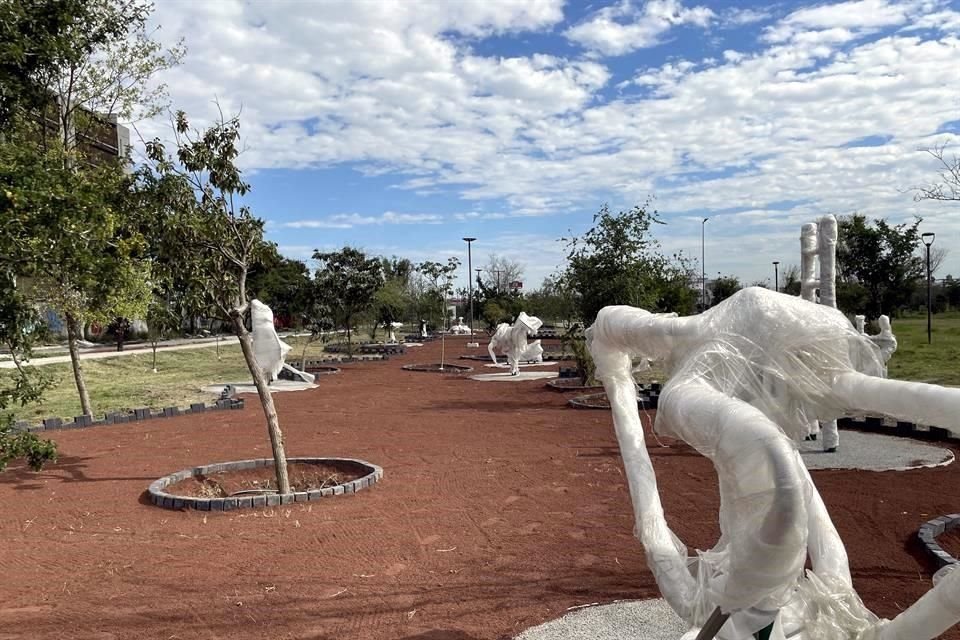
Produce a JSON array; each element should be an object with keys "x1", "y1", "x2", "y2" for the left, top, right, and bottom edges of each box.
[
  {"x1": 462, "y1": 237, "x2": 476, "y2": 335},
  {"x1": 701, "y1": 218, "x2": 709, "y2": 310},
  {"x1": 922, "y1": 232, "x2": 936, "y2": 344},
  {"x1": 773, "y1": 261, "x2": 780, "y2": 293}
]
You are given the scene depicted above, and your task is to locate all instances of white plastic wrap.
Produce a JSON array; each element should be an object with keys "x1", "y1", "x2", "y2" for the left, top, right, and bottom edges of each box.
[
  {"x1": 800, "y1": 223, "x2": 818, "y2": 303},
  {"x1": 587, "y1": 287, "x2": 960, "y2": 638},
  {"x1": 488, "y1": 312, "x2": 543, "y2": 375},
  {"x1": 251, "y1": 299, "x2": 291, "y2": 382},
  {"x1": 817, "y1": 215, "x2": 838, "y2": 309},
  {"x1": 388, "y1": 321, "x2": 403, "y2": 343}
]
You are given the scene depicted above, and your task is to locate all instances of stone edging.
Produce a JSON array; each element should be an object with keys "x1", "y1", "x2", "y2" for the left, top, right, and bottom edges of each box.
[
  {"x1": 838, "y1": 415, "x2": 954, "y2": 442},
  {"x1": 545, "y1": 379, "x2": 604, "y2": 392},
  {"x1": 402, "y1": 363, "x2": 473, "y2": 373},
  {"x1": 12, "y1": 397, "x2": 245, "y2": 434},
  {"x1": 567, "y1": 383, "x2": 662, "y2": 410},
  {"x1": 148, "y1": 457, "x2": 383, "y2": 511},
  {"x1": 919, "y1": 515, "x2": 960, "y2": 568}
]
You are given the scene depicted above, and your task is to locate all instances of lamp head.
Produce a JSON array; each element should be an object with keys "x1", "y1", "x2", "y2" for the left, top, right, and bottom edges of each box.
[
  {"x1": 922, "y1": 232, "x2": 935, "y2": 247},
  {"x1": 462, "y1": 237, "x2": 476, "y2": 243},
  {"x1": 773, "y1": 261, "x2": 780, "y2": 266}
]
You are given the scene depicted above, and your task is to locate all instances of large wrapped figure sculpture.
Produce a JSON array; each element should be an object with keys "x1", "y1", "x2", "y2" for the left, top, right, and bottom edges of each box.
[
  {"x1": 488, "y1": 312, "x2": 543, "y2": 375},
  {"x1": 587, "y1": 287, "x2": 960, "y2": 639},
  {"x1": 251, "y1": 300, "x2": 314, "y2": 384}
]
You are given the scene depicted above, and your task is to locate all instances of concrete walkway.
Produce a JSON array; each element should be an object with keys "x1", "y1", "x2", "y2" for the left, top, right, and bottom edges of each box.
[{"x1": 0, "y1": 336, "x2": 243, "y2": 369}]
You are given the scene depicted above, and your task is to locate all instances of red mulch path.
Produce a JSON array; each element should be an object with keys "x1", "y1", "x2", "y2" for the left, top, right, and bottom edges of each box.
[{"x1": 1, "y1": 336, "x2": 957, "y2": 640}]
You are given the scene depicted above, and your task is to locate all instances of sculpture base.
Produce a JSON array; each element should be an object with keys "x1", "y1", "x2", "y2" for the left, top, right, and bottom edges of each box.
[
  {"x1": 202, "y1": 380, "x2": 317, "y2": 395},
  {"x1": 799, "y1": 430, "x2": 953, "y2": 471},
  {"x1": 469, "y1": 371, "x2": 559, "y2": 382},
  {"x1": 515, "y1": 599, "x2": 686, "y2": 640}
]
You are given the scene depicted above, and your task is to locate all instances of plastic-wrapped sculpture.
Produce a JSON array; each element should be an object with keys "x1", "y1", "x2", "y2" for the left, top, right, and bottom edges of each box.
[
  {"x1": 250, "y1": 300, "x2": 315, "y2": 384},
  {"x1": 587, "y1": 287, "x2": 960, "y2": 640},
  {"x1": 800, "y1": 216, "x2": 842, "y2": 450},
  {"x1": 855, "y1": 314, "x2": 898, "y2": 376},
  {"x1": 451, "y1": 317, "x2": 471, "y2": 335},
  {"x1": 387, "y1": 322, "x2": 403, "y2": 343},
  {"x1": 487, "y1": 312, "x2": 543, "y2": 375}
]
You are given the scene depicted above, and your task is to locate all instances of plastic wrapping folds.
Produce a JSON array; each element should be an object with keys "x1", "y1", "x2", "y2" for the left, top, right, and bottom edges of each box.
[
  {"x1": 488, "y1": 312, "x2": 543, "y2": 375},
  {"x1": 251, "y1": 299, "x2": 291, "y2": 382},
  {"x1": 586, "y1": 287, "x2": 960, "y2": 639}
]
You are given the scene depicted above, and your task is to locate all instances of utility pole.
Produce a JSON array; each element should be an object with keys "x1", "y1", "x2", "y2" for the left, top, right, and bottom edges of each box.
[{"x1": 462, "y1": 237, "x2": 476, "y2": 335}]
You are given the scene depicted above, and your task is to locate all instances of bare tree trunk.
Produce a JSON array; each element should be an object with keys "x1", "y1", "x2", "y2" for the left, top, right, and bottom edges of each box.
[
  {"x1": 65, "y1": 313, "x2": 93, "y2": 417},
  {"x1": 231, "y1": 313, "x2": 291, "y2": 495},
  {"x1": 300, "y1": 336, "x2": 314, "y2": 371},
  {"x1": 151, "y1": 339, "x2": 158, "y2": 373},
  {"x1": 346, "y1": 316, "x2": 353, "y2": 357}
]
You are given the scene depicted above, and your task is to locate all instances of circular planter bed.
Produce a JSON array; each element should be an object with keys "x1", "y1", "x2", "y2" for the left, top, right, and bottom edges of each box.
[
  {"x1": 919, "y1": 515, "x2": 960, "y2": 576},
  {"x1": 546, "y1": 378, "x2": 604, "y2": 392},
  {"x1": 304, "y1": 365, "x2": 341, "y2": 375},
  {"x1": 402, "y1": 363, "x2": 473, "y2": 373},
  {"x1": 568, "y1": 392, "x2": 655, "y2": 410},
  {"x1": 148, "y1": 457, "x2": 382, "y2": 511}
]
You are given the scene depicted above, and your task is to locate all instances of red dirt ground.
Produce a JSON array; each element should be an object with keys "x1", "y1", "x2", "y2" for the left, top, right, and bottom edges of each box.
[{"x1": 1, "y1": 336, "x2": 957, "y2": 640}]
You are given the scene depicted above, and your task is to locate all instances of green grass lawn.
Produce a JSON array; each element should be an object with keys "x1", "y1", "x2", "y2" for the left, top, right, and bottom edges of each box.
[
  {"x1": 887, "y1": 311, "x2": 960, "y2": 386},
  {"x1": 3, "y1": 345, "x2": 252, "y2": 423}
]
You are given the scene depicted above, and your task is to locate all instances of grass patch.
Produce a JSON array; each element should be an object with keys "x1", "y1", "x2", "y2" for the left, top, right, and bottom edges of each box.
[
  {"x1": 3, "y1": 344, "x2": 252, "y2": 423},
  {"x1": 887, "y1": 312, "x2": 960, "y2": 386}
]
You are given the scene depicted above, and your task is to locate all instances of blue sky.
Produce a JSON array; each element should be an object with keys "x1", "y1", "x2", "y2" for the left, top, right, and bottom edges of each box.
[{"x1": 141, "y1": 0, "x2": 960, "y2": 290}]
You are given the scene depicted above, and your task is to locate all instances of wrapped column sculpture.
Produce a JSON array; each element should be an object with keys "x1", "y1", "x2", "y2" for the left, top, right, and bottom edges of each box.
[
  {"x1": 799, "y1": 215, "x2": 842, "y2": 449},
  {"x1": 587, "y1": 288, "x2": 960, "y2": 639}
]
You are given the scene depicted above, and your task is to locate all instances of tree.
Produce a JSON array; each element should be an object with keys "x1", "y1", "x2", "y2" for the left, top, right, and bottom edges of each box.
[
  {"x1": 0, "y1": 136, "x2": 152, "y2": 416},
  {"x1": 370, "y1": 257, "x2": 413, "y2": 340},
  {"x1": 920, "y1": 245, "x2": 949, "y2": 278},
  {"x1": 140, "y1": 109, "x2": 293, "y2": 494},
  {"x1": 312, "y1": 247, "x2": 383, "y2": 353},
  {"x1": 782, "y1": 265, "x2": 802, "y2": 296},
  {"x1": 914, "y1": 143, "x2": 960, "y2": 203},
  {"x1": 417, "y1": 258, "x2": 460, "y2": 366},
  {"x1": 0, "y1": 272, "x2": 57, "y2": 471},
  {"x1": 480, "y1": 254, "x2": 524, "y2": 292},
  {"x1": 0, "y1": 0, "x2": 181, "y2": 417},
  {"x1": 561, "y1": 202, "x2": 693, "y2": 323},
  {"x1": 711, "y1": 275, "x2": 742, "y2": 305},
  {"x1": 524, "y1": 275, "x2": 575, "y2": 325},
  {"x1": 417, "y1": 258, "x2": 461, "y2": 327},
  {"x1": 836, "y1": 214, "x2": 924, "y2": 318},
  {"x1": 247, "y1": 246, "x2": 312, "y2": 329}
]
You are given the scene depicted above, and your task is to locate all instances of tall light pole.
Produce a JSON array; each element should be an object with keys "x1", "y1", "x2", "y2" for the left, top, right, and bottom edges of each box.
[
  {"x1": 701, "y1": 217, "x2": 709, "y2": 310},
  {"x1": 462, "y1": 237, "x2": 476, "y2": 335},
  {"x1": 772, "y1": 261, "x2": 780, "y2": 293},
  {"x1": 922, "y1": 232, "x2": 935, "y2": 344},
  {"x1": 493, "y1": 269, "x2": 503, "y2": 293}
]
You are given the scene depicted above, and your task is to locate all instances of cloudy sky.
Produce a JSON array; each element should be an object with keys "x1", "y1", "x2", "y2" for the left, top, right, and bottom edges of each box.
[{"x1": 140, "y1": 0, "x2": 960, "y2": 290}]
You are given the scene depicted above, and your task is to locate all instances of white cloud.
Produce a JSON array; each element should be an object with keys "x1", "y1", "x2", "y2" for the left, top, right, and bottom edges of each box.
[
  {"x1": 565, "y1": 0, "x2": 716, "y2": 56},
  {"x1": 284, "y1": 212, "x2": 444, "y2": 228},
  {"x1": 762, "y1": 0, "x2": 917, "y2": 43},
  {"x1": 722, "y1": 8, "x2": 772, "y2": 26},
  {"x1": 139, "y1": 1, "x2": 960, "y2": 283}
]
